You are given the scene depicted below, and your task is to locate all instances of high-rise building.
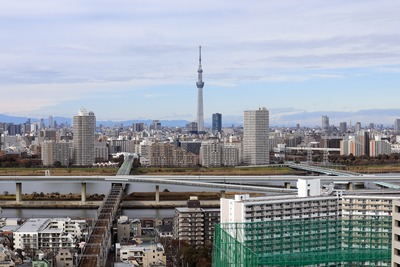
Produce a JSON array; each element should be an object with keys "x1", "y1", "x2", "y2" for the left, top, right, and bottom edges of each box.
[
  {"x1": 354, "y1": 122, "x2": 362, "y2": 132},
  {"x1": 243, "y1": 107, "x2": 269, "y2": 165},
  {"x1": 212, "y1": 113, "x2": 222, "y2": 133},
  {"x1": 196, "y1": 46, "x2": 205, "y2": 133},
  {"x1": 151, "y1": 120, "x2": 161, "y2": 131},
  {"x1": 73, "y1": 109, "x2": 96, "y2": 166},
  {"x1": 370, "y1": 139, "x2": 391, "y2": 157},
  {"x1": 173, "y1": 196, "x2": 220, "y2": 246},
  {"x1": 392, "y1": 199, "x2": 400, "y2": 266},
  {"x1": 321, "y1": 115, "x2": 329, "y2": 133},
  {"x1": 339, "y1": 121, "x2": 347, "y2": 133},
  {"x1": 395, "y1": 119, "x2": 400, "y2": 134},
  {"x1": 215, "y1": 180, "x2": 395, "y2": 266},
  {"x1": 132, "y1": 123, "x2": 145, "y2": 132},
  {"x1": 48, "y1": 115, "x2": 54, "y2": 129},
  {"x1": 200, "y1": 141, "x2": 222, "y2": 167},
  {"x1": 41, "y1": 141, "x2": 72, "y2": 166}
]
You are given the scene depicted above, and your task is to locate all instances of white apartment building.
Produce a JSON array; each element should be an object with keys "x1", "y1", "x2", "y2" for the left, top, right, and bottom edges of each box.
[
  {"x1": 220, "y1": 179, "x2": 339, "y2": 224},
  {"x1": 115, "y1": 242, "x2": 166, "y2": 266},
  {"x1": 217, "y1": 180, "x2": 395, "y2": 266},
  {"x1": 370, "y1": 139, "x2": 392, "y2": 157},
  {"x1": 341, "y1": 193, "x2": 399, "y2": 219},
  {"x1": 243, "y1": 107, "x2": 269, "y2": 165},
  {"x1": 14, "y1": 218, "x2": 86, "y2": 250}
]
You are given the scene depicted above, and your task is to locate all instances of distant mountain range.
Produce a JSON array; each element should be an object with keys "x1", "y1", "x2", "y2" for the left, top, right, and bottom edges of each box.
[
  {"x1": 1, "y1": 108, "x2": 399, "y2": 128},
  {"x1": 0, "y1": 114, "x2": 194, "y2": 127}
]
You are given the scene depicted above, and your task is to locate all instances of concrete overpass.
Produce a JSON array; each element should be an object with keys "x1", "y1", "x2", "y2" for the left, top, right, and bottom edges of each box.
[{"x1": 1, "y1": 173, "x2": 400, "y2": 203}]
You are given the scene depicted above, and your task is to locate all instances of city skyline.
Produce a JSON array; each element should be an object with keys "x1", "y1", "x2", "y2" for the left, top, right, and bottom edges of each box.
[{"x1": 1, "y1": 1, "x2": 400, "y2": 125}]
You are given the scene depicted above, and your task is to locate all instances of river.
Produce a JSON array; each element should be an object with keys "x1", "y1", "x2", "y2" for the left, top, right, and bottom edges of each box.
[
  {"x1": 0, "y1": 178, "x2": 335, "y2": 219},
  {"x1": 0, "y1": 180, "x2": 264, "y2": 219}
]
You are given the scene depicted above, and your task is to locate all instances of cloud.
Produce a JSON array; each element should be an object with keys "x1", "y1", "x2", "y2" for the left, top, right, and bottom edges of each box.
[{"x1": 1, "y1": 1, "x2": 400, "y2": 120}]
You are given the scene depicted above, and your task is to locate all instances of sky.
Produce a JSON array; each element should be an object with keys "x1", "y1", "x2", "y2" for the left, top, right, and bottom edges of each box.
[{"x1": 1, "y1": 0, "x2": 400, "y2": 126}]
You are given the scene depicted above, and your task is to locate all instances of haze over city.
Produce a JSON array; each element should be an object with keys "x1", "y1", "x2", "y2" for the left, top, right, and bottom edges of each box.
[{"x1": 1, "y1": 1, "x2": 400, "y2": 126}]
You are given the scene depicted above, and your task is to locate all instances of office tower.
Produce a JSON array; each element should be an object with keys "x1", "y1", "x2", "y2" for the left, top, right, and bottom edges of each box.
[
  {"x1": 132, "y1": 123, "x2": 145, "y2": 132},
  {"x1": 339, "y1": 122, "x2": 347, "y2": 133},
  {"x1": 321, "y1": 115, "x2": 329, "y2": 133},
  {"x1": 369, "y1": 123, "x2": 374, "y2": 130},
  {"x1": 243, "y1": 107, "x2": 269, "y2": 165},
  {"x1": 40, "y1": 118, "x2": 45, "y2": 130},
  {"x1": 187, "y1": 122, "x2": 198, "y2": 134},
  {"x1": 354, "y1": 122, "x2": 362, "y2": 132},
  {"x1": 196, "y1": 46, "x2": 205, "y2": 133},
  {"x1": 212, "y1": 113, "x2": 222, "y2": 133},
  {"x1": 152, "y1": 120, "x2": 161, "y2": 131},
  {"x1": 48, "y1": 115, "x2": 54, "y2": 129},
  {"x1": 73, "y1": 108, "x2": 96, "y2": 166},
  {"x1": 395, "y1": 119, "x2": 400, "y2": 134},
  {"x1": 7, "y1": 124, "x2": 21, "y2": 135}
]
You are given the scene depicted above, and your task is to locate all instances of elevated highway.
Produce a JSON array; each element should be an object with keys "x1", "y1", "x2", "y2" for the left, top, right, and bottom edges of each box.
[
  {"x1": 1, "y1": 174, "x2": 400, "y2": 183},
  {"x1": 286, "y1": 163, "x2": 362, "y2": 176}
]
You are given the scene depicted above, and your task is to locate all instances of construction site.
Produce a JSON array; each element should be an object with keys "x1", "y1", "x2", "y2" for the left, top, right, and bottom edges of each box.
[{"x1": 212, "y1": 217, "x2": 392, "y2": 266}]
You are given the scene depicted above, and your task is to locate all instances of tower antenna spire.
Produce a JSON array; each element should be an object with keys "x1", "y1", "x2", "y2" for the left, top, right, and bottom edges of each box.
[{"x1": 199, "y1": 45, "x2": 202, "y2": 65}]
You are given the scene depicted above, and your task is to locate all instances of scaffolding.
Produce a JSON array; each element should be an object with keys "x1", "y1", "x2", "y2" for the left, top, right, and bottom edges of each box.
[{"x1": 212, "y1": 218, "x2": 392, "y2": 266}]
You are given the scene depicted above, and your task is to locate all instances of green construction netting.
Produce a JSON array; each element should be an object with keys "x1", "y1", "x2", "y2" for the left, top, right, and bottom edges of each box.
[{"x1": 213, "y1": 218, "x2": 392, "y2": 266}]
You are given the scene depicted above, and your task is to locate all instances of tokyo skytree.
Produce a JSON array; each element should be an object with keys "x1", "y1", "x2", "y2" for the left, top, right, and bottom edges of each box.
[{"x1": 196, "y1": 45, "x2": 205, "y2": 133}]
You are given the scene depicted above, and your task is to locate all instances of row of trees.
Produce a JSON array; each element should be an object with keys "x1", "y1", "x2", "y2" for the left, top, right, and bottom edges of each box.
[
  {"x1": 328, "y1": 153, "x2": 400, "y2": 165},
  {"x1": 164, "y1": 239, "x2": 212, "y2": 267},
  {"x1": 0, "y1": 152, "x2": 41, "y2": 167}
]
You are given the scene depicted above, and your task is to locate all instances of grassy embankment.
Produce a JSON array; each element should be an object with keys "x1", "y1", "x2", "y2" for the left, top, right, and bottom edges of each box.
[{"x1": 345, "y1": 165, "x2": 400, "y2": 174}]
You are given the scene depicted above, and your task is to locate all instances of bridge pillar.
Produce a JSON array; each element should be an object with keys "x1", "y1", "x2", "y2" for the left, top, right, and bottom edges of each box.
[
  {"x1": 16, "y1": 182, "x2": 22, "y2": 203},
  {"x1": 81, "y1": 182, "x2": 87, "y2": 203},
  {"x1": 220, "y1": 190, "x2": 226, "y2": 198},
  {"x1": 155, "y1": 185, "x2": 160, "y2": 203},
  {"x1": 347, "y1": 182, "x2": 354, "y2": 191},
  {"x1": 284, "y1": 182, "x2": 291, "y2": 189}
]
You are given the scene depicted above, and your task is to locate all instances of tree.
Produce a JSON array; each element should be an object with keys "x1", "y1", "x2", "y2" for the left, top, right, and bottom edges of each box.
[{"x1": 53, "y1": 161, "x2": 62, "y2": 168}]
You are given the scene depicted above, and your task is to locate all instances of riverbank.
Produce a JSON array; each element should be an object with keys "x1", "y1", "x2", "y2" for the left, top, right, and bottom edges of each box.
[
  {"x1": 0, "y1": 166, "x2": 302, "y2": 176},
  {"x1": 0, "y1": 200, "x2": 102, "y2": 209},
  {"x1": 0, "y1": 191, "x2": 260, "y2": 209},
  {"x1": 346, "y1": 165, "x2": 400, "y2": 174},
  {"x1": 0, "y1": 200, "x2": 219, "y2": 209}
]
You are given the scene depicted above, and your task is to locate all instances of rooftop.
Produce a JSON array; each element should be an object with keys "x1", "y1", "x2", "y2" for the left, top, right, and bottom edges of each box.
[{"x1": 16, "y1": 218, "x2": 50, "y2": 233}]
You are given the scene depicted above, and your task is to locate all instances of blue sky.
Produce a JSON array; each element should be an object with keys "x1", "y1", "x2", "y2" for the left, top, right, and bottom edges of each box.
[{"x1": 1, "y1": 1, "x2": 400, "y2": 126}]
